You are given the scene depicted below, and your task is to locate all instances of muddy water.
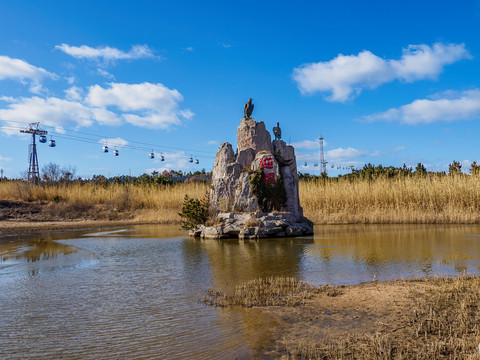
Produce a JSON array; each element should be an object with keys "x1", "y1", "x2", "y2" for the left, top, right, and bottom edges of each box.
[{"x1": 1, "y1": 224, "x2": 480, "y2": 359}]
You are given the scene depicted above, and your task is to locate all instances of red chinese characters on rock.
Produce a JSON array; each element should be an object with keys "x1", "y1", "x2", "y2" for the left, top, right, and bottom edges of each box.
[{"x1": 260, "y1": 156, "x2": 276, "y2": 184}]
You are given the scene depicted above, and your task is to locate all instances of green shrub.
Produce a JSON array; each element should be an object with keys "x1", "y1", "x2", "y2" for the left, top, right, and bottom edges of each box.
[
  {"x1": 249, "y1": 169, "x2": 286, "y2": 212},
  {"x1": 178, "y1": 194, "x2": 209, "y2": 230}
]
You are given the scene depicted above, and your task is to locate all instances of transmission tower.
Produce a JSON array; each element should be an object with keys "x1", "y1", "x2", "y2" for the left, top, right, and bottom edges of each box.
[
  {"x1": 20, "y1": 123, "x2": 47, "y2": 184},
  {"x1": 319, "y1": 136, "x2": 327, "y2": 175}
]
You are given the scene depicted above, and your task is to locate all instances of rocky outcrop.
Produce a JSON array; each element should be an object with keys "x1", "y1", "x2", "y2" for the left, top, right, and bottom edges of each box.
[
  {"x1": 236, "y1": 117, "x2": 272, "y2": 154},
  {"x1": 273, "y1": 140, "x2": 303, "y2": 218},
  {"x1": 190, "y1": 212, "x2": 314, "y2": 239},
  {"x1": 204, "y1": 115, "x2": 313, "y2": 239},
  {"x1": 210, "y1": 142, "x2": 241, "y2": 212}
]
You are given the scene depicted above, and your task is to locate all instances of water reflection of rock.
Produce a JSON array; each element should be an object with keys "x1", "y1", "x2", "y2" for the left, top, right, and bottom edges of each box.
[
  {"x1": 0, "y1": 240, "x2": 77, "y2": 263},
  {"x1": 181, "y1": 237, "x2": 304, "y2": 357},
  {"x1": 197, "y1": 237, "x2": 312, "y2": 293}
]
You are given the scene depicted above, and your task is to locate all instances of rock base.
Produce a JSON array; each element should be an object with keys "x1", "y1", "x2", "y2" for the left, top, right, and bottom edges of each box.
[{"x1": 189, "y1": 212, "x2": 314, "y2": 239}]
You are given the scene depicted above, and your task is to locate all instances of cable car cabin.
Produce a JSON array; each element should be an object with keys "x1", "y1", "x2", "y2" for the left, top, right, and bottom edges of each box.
[
  {"x1": 304, "y1": 162, "x2": 307, "y2": 166},
  {"x1": 149, "y1": 152, "x2": 155, "y2": 159},
  {"x1": 103, "y1": 145, "x2": 109, "y2": 153},
  {"x1": 161, "y1": 155, "x2": 165, "y2": 161},
  {"x1": 39, "y1": 135, "x2": 47, "y2": 143},
  {"x1": 189, "y1": 156, "x2": 193, "y2": 163},
  {"x1": 48, "y1": 139, "x2": 56, "y2": 147},
  {"x1": 113, "y1": 149, "x2": 119, "y2": 156},
  {"x1": 194, "y1": 159, "x2": 199, "y2": 164}
]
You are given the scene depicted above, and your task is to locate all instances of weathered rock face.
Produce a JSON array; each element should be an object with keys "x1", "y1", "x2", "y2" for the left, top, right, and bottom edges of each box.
[
  {"x1": 205, "y1": 116, "x2": 313, "y2": 238},
  {"x1": 210, "y1": 142, "x2": 241, "y2": 212},
  {"x1": 237, "y1": 117, "x2": 272, "y2": 154},
  {"x1": 251, "y1": 152, "x2": 280, "y2": 184},
  {"x1": 272, "y1": 140, "x2": 303, "y2": 218},
  {"x1": 233, "y1": 172, "x2": 259, "y2": 212}
]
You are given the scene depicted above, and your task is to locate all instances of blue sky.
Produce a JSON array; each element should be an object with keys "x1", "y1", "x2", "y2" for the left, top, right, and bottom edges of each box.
[{"x1": 1, "y1": 0, "x2": 480, "y2": 178}]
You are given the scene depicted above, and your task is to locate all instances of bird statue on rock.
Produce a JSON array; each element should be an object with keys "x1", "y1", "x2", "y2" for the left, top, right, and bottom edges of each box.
[{"x1": 244, "y1": 98, "x2": 254, "y2": 119}]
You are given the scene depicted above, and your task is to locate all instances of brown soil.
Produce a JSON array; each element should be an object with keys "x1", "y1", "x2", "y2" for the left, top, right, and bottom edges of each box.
[
  {"x1": 264, "y1": 281, "x2": 413, "y2": 357},
  {"x1": 260, "y1": 278, "x2": 480, "y2": 359},
  {"x1": 0, "y1": 199, "x2": 164, "y2": 237}
]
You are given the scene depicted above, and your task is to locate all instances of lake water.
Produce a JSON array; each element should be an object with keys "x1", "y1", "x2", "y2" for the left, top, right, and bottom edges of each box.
[{"x1": 1, "y1": 224, "x2": 480, "y2": 359}]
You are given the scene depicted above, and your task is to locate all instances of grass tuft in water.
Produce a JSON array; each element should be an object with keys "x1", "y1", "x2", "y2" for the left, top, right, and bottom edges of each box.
[{"x1": 203, "y1": 277, "x2": 324, "y2": 307}]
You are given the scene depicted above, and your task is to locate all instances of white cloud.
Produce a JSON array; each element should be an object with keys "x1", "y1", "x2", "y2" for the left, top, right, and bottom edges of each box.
[
  {"x1": 363, "y1": 89, "x2": 480, "y2": 125},
  {"x1": 291, "y1": 139, "x2": 327, "y2": 149},
  {"x1": 292, "y1": 43, "x2": 470, "y2": 102},
  {"x1": 0, "y1": 55, "x2": 55, "y2": 81},
  {"x1": 55, "y1": 44, "x2": 157, "y2": 62},
  {"x1": 326, "y1": 147, "x2": 368, "y2": 160},
  {"x1": 0, "y1": 56, "x2": 56, "y2": 94},
  {"x1": 147, "y1": 151, "x2": 192, "y2": 171},
  {"x1": 0, "y1": 81, "x2": 191, "y2": 133},
  {"x1": 0, "y1": 155, "x2": 12, "y2": 162},
  {"x1": 86, "y1": 82, "x2": 193, "y2": 129},
  {"x1": 184, "y1": 47, "x2": 194, "y2": 52},
  {"x1": 99, "y1": 137, "x2": 129, "y2": 147},
  {"x1": 97, "y1": 68, "x2": 115, "y2": 79},
  {"x1": 207, "y1": 140, "x2": 218, "y2": 145},
  {"x1": 0, "y1": 96, "x2": 121, "y2": 134},
  {"x1": 64, "y1": 86, "x2": 83, "y2": 101}
]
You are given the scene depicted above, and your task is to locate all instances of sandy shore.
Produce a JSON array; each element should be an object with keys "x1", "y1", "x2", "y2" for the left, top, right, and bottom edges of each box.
[
  {"x1": 257, "y1": 277, "x2": 480, "y2": 359},
  {"x1": 0, "y1": 219, "x2": 159, "y2": 237}
]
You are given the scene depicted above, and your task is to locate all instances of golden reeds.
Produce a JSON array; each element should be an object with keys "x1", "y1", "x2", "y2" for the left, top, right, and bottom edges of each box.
[
  {"x1": 203, "y1": 277, "x2": 323, "y2": 307},
  {"x1": 2, "y1": 174, "x2": 480, "y2": 224},
  {"x1": 300, "y1": 175, "x2": 480, "y2": 224},
  {"x1": 0, "y1": 181, "x2": 208, "y2": 223}
]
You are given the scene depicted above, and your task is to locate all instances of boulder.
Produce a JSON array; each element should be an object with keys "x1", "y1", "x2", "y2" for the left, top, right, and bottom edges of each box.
[
  {"x1": 236, "y1": 148, "x2": 256, "y2": 169},
  {"x1": 251, "y1": 152, "x2": 280, "y2": 184},
  {"x1": 273, "y1": 139, "x2": 303, "y2": 218},
  {"x1": 210, "y1": 143, "x2": 241, "y2": 212},
  {"x1": 233, "y1": 172, "x2": 260, "y2": 212},
  {"x1": 237, "y1": 117, "x2": 272, "y2": 154}
]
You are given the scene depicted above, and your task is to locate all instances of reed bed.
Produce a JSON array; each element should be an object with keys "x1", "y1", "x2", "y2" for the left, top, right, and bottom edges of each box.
[
  {"x1": 300, "y1": 175, "x2": 480, "y2": 224},
  {"x1": 283, "y1": 275, "x2": 480, "y2": 359},
  {"x1": 203, "y1": 277, "x2": 324, "y2": 307},
  {"x1": 2, "y1": 174, "x2": 480, "y2": 224},
  {"x1": 0, "y1": 181, "x2": 208, "y2": 223}
]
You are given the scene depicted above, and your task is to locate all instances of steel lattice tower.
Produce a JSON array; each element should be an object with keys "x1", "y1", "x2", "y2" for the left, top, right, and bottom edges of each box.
[
  {"x1": 319, "y1": 136, "x2": 327, "y2": 175},
  {"x1": 20, "y1": 123, "x2": 47, "y2": 184}
]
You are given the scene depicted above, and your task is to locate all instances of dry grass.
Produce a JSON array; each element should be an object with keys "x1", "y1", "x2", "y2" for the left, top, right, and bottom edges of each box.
[
  {"x1": 0, "y1": 181, "x2": 208, "y2": 223},
  {"x1": 300, "y1": 175, "x2": 480, "y2": 224},
  {"x1": 203, "y1": 277, "x2": 327, "y2": 307},
  {"x1": 282, "y1": 275, "x2": 480, "y2": 359},
  {"x1": 3, "y1": 175, "x2": 480, "y2": 224}
]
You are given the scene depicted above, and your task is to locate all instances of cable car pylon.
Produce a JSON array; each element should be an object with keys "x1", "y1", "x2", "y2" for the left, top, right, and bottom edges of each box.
[{"x1": 20, "y1": 122, "x2": 48, "y2": 184}]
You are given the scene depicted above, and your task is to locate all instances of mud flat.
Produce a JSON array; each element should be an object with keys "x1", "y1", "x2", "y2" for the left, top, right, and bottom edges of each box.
[{"x1": 204, "y1": 276, "x2": 480, "y2": 359}]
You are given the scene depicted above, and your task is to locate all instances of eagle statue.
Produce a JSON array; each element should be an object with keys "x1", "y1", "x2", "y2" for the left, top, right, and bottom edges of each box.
[{"x1": 244, "y1": 98, "x2": 254, "y2": 118}]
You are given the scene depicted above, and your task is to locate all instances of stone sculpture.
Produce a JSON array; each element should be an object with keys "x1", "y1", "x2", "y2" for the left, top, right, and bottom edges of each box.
[
  {"x1": 191, "y1": 102, "x2": 314, "y2": 239},
  {"x1": 273, "y1": 122, "x2": 281, "y2": 140},
  {"x1": 244, "y1": 98, "x2": 254, "y2": 119}
]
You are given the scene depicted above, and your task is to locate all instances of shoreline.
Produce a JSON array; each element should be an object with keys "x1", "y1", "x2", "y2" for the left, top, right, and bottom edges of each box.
[
  {"x1": 3, "y1": 218, "x2": 480, "y2": 238},
  {"x1": 0, "y1": 219, "x2": 167, "y2": 238},
  {"x1": 206, "y1": 276, "x2": 480, "y2": 359}
]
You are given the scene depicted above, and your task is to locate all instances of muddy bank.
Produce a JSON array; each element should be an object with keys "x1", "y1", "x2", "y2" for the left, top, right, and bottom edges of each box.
[
  {"x1": 0, "y1": 199, "x2": 179, "y2": 237},
  {"x1": 206, "y1": 276, "x2": 480, "y2": 359}
]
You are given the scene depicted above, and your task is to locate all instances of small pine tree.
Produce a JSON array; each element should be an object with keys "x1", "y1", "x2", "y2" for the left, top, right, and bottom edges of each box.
[
  {"x1": 470, "y1": 161, "x2": 480, "y2": 175},
  {"x1": 448, "y1": 161, "x2": 462, "y2": 175},
  {"x1": 178, "y1": 194, "x2": 209, "y2": 230},
  {"x1": 415, "y1": 163, "x2": 427, "y2": 176}
]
